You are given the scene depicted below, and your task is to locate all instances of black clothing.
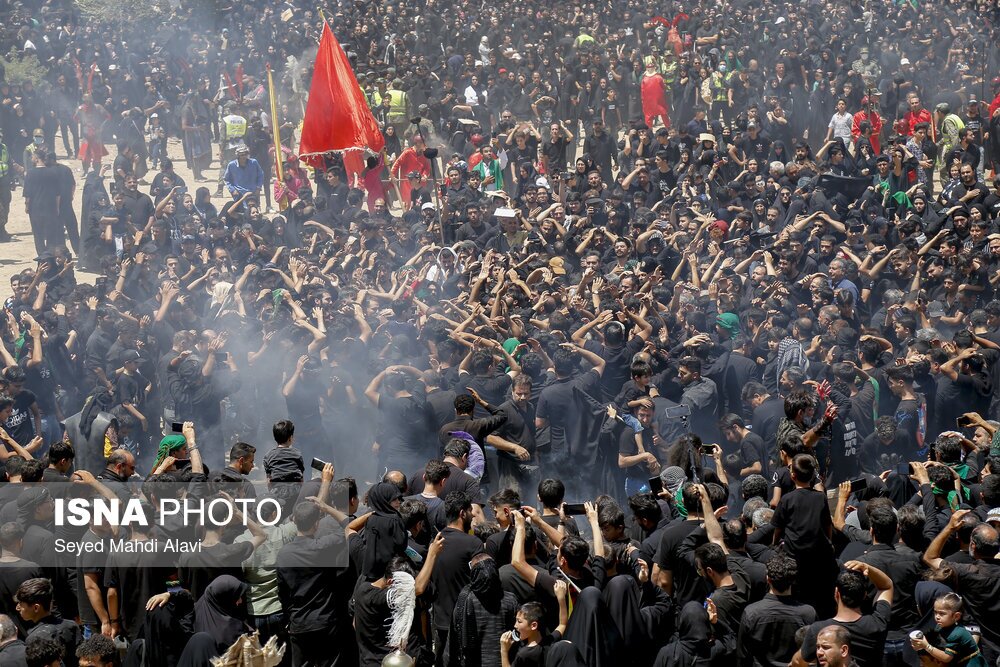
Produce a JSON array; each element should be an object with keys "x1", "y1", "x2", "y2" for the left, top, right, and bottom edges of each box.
[
  {"x1": 799, "y1": 600, "x2": 892, "y2": 667},
  {"x1": 737, "y1": 594, "x2": 817, "y2": 667},
  {"x1": 430, "y1": 527, "x2": 484, "y2": 630}
]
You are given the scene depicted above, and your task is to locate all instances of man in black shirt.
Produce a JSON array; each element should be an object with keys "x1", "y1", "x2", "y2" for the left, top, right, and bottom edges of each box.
[
  {"x1": 437, "y1": 391, "x2": 507, "y2": 450},
  {"x1": 582, "y1": 119, "x2": 615, "y2": 184},
  {"x1": 430, "y1": 492, "x2": 483, "y2": 667},
  {"x1": 489, "y1": 374, "x2": 537, "y2": 493},
  {"x1": 22, "y1": 149, "x2": 65, "y2": 255},
  {"x1": 1, "y1": 367, "x2": 41, "y2": 447},
  {"x1": 853, "y1": 502, "x2": 921, "y2": 665},
  {"x1": 743, "y1": 382, "x2": 785, "y2": 465},
  {"x1": 693, "y1": 542, "x2": 751, "y2": 635},
  {"x1": 738, "y1": 555, "x2": 817, "y2": 667},
  {"x1": 772, "y1": 453, "x2": 837, "y2": 618},
  {"x1": 276, "y1": 498, "x2": 351, "y2": 667},
  {"x1": 654, "y1": 483, "x2": 713, "y2": 607},
  {"x1": 15, "y1": 578, "x2": 81, "y2": 667},
  {"x1": 721, "y1": 413, "x2": 770, "y2": 480},
  {"x1": 795, "y1": 562, "x2": 893, "y2": 667}
]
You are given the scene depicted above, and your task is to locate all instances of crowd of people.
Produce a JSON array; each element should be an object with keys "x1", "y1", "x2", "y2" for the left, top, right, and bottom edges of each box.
[{"x1": 2, "y1": 0, "x2": 1000, "y2": 665}]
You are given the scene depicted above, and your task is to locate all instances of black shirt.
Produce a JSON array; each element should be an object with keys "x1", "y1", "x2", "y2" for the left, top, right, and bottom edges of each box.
[
  {"x1": 772, "y1": 487, "x2": 832, "y2": 557},
  {"x1": 536, "y1": 369, "x2": 601, "y2": 452},
  {"x1": 737, "y1": 594, "x2": 817, "y2": 667},
  {"x1": 584, "y1": 337, "x2": 646, "y2": 400},
  {"x1": 739, "y1": 431, "x2": 770, "y2": 480},
  {"x1": 430, "y1": 526, "x2": 483, "y2": 630},
  {"x1": 751, "y1": 396, "x2": 785, "y2": 463},
  {"x1": 408, "y1": 462, "x2": 482, "y2": 506},
  {"x1": 276, "y1": 532, "x2": 349, "y2": 634},
  {"x1": 950, "y1": 561, "x2": 1000, "y2": 658},
  {"x1": 855, "y1": 543, "x2": 921, "y2": 640},
  {"x1": 654, "y1": 519, "x2": 710, "y2": 607},
  {"x1": 799, "y1": 600, "x2": 892, "y2": 667},
  {"x1": 3, "y1": 389, "x2": 37, "y2": 445}
]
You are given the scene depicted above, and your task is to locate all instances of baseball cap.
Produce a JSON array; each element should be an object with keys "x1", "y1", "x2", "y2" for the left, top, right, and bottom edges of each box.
[
  {"x1": 421, "y1": 202, "x2": 435, "y2": 211},
  {"x1": 987, "y1": 507, "x2": 1000, "y2": 525},
  {"x1": 926, "y1": 301, "x2": 946, "y2": 318},
  {"x1": 120, "y1": 349, "x2": 142, "y2": 363},
  {"x1": 548, "y1": 257, "x2": 567, "y2": 275}
]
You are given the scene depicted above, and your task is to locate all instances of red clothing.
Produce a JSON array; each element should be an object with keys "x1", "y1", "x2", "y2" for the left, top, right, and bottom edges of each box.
[
  {"x1": 851, "y1": 110, "x2": 883, "y2": 154},
  {"x1": 989, "y1": 92, "x2": 1000, "y2": 120},
  {"x1": 274, "y1": 167, "x2": 311, "y2": 207},
  {"x1": 75, "y1": 103, "x2": 111, "y2": 161},
  {"x1": 641, "y1": 73, "x2": 669, "y2": 128},
  {"x1": 390, "y1": 147, "x2": 430, "y2": 210},
  {"x1": 902, "y1": 108, "x2": 932, "y2": 137}
]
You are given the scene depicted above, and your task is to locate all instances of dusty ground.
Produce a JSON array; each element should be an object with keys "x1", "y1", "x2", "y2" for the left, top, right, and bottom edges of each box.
[{"x1": 1, "y1": 135, "x2": 226, "y2": 289}]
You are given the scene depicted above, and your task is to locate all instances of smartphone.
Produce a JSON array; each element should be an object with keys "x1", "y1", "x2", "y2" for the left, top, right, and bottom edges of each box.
[
  {"x1": 95, "y1": 276, "x2": 108, "y2": 300},
  {"x1": 562, "y1": 503, "x2": 587, "y2": 516},
  {"x1": 310, "y1": 457, "x2": 330, "y2": 472},
  {"x1": 956, "y1": 415, "x2": 975, "y2": 429},
  {"x1": 895, "y1": 461, "x2": 913, "y2": 475},
  {"x1": 848, "y1": 477, "x2": 868, "y2": 494},
  {"x1": 214, "y1": 351, "x2": 229, "y2": 362},
  {"x1": 648, "y1": 476, "x2": 664, "y2": 495},
  {"x1": 171, "y1": 422, "x2": 184, "y2": 433}
]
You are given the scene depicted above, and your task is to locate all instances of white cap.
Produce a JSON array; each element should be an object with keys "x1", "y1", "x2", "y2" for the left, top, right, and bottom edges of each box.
[
  {"x1": 421, "y1": 202, "x2": 435, "y2": 211},
  {"x1": 900, "y1": 58, "x2": 911, "y2": 65}
]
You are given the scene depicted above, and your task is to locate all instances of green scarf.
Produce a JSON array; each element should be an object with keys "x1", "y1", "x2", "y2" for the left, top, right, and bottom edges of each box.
[{"x1": 152, "y1": 434, "x2": 187, "y2": 470}]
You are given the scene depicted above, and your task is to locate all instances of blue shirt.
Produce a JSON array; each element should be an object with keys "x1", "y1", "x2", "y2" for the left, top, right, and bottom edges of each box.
[
  {"x1": 832, "y1": 277, "x2": 860, "y2": 302},
  {"x1": 223, "y1": 158, "x2": 265, "y2": 195}
]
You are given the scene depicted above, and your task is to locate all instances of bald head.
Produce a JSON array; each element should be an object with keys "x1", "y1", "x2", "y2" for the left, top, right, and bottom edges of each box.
[
  {"x1": 971, "y1": 523, "x2": 999, "y2": 560},
  {"x1": 383, "y1": 470, "x2": 408, "y2": 495}
]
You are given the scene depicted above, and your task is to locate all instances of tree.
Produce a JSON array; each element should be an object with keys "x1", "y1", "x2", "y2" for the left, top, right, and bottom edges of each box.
[
  {"x1": 0, "y1": 50, "x2": 48, "y2": 88},
  {"x1": 74, "y1": 0, "x2": 169, "y2": 34}
]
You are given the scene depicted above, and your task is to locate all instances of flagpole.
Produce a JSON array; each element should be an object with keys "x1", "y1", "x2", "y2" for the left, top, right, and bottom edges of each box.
[{"x1": 266, "y1": 64, "x2": 287, "y2": 211}]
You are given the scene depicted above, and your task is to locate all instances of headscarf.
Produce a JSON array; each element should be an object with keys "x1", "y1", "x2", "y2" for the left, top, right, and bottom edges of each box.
[
  {"x1": 545, "y1": 641, "x2": 588, "y2": 667},
  {"x1": 362, "y1": 482, "x2": 408, "y2": 579},
  {"x1": 210, "y1": 280, "x2": 234, "y2": 310},
  {"x1": 152, "y1": 434, "x2": 187, "y2": 471},
  {"x1": 715, "y1": 313, "x2": 740, "y2": 338},
  {"x1": 177, "y1": 632, "x2": 221, "y2": 667},
  {"x1": 193, "y1": 576, "x2": 250, "y2": 654},
  {"x1": 653, "y1": 601, "x2": 719, "y2": 667},
  {"x1": 468, "y1": 556, "x2": 503, "y2": 605},
  {"x1": 602, "y1": 576, "x2": 652, "y2": 661},
  {"x1": 563, "y1": 586, "x2": 624, "y2": 667},
  {"x1": 144, "y1": 589, "x2": 195, "y2": 667},
  {"x1": 16, "y1": 488, "x2": 52, "y2": 522},
  {"x1": 79, "y1": 390, "x2": 115, "y2": 439}
]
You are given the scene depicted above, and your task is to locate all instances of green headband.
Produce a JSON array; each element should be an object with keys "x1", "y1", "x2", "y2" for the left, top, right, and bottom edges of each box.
[{"x1": 153, "y1": 434, "x2": 187, "y2": 469}]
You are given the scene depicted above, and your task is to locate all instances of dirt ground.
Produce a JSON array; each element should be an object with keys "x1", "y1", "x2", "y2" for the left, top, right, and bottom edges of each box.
[{"x1": 1, "y1": 135, "x2": 227, "y2": 289}]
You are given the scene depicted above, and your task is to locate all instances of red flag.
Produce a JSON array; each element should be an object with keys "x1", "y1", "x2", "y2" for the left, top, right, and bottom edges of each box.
[{"x1": 299, "y1": 23, "x2": 384, "y2": 163}]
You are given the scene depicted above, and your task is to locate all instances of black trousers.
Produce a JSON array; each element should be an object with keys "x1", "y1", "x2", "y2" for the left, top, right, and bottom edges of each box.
[{"x1": 290, "y1": 627, "x2": 342, "y2": 667}]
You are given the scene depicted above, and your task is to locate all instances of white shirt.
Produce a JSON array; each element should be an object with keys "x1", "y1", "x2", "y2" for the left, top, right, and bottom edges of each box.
[
  {"x1": 464, "y1": 86, "x2": 484, "y2": 106},
  {"x1": 828, "y1": 111, "x2": 852, "y2": 141}
]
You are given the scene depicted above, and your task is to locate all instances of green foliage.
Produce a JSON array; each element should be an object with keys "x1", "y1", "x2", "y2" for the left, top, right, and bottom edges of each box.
[
  {"x1": 74, "y1": 0, "x2": 167, "y2": 29},
  {"x1": 0, "y1": 50, "x2": 48, "y2": 87}
]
